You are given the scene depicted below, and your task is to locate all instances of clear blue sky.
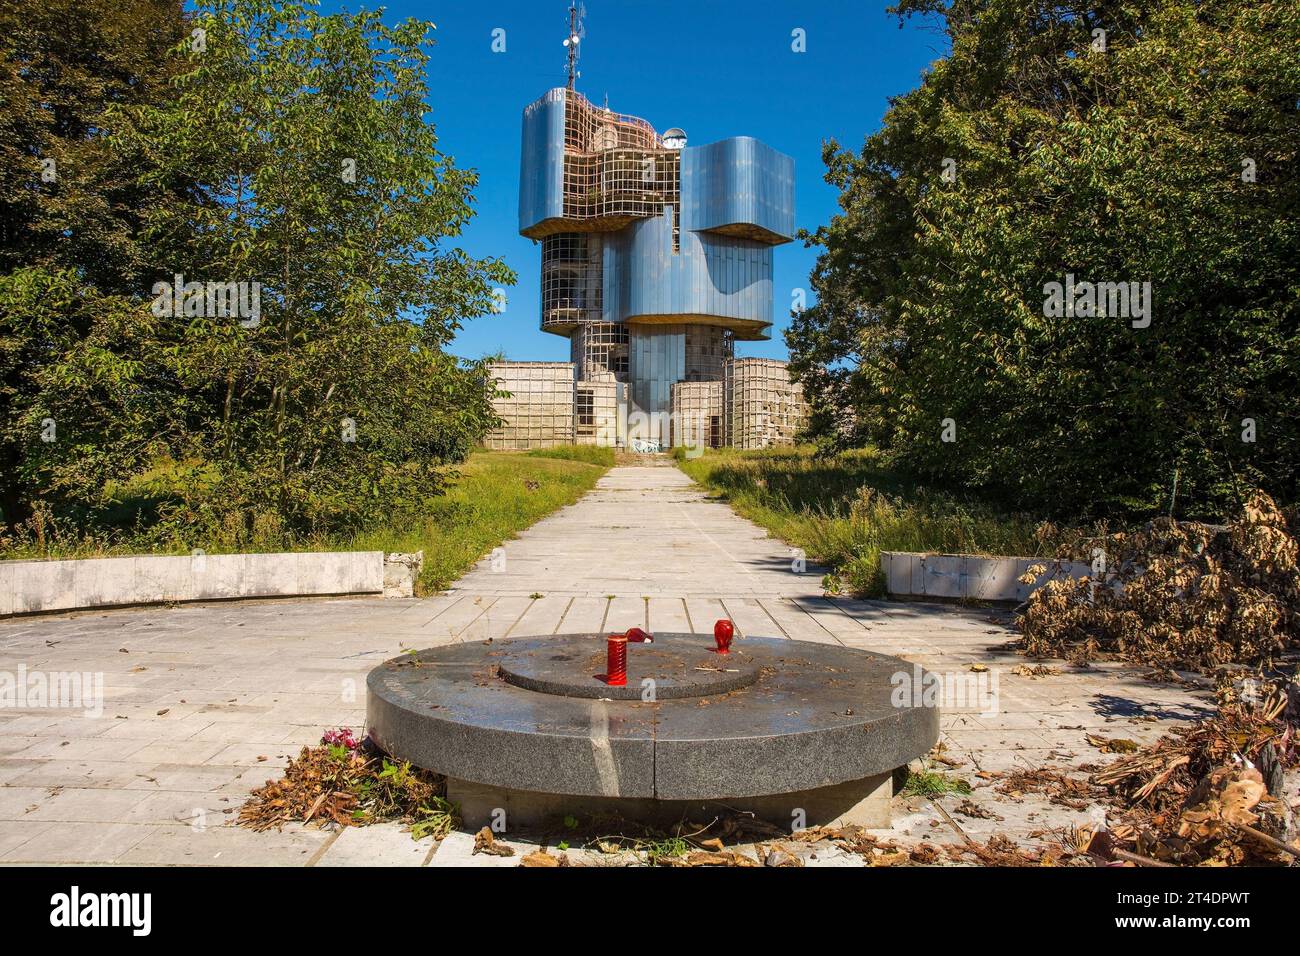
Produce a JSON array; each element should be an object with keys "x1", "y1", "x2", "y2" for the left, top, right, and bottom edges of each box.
[{"x1": 316, "y1": 0, "x2": 950, "y2": 362}]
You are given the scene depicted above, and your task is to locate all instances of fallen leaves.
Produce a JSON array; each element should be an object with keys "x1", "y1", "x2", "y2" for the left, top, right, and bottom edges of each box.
[
  {"x1": 1086, "y1": 734, "x2": 1140, "y2": 754},
  {"x1": 1086, "y1": 676, "x2": 1298, "y2": 866},
  {"x1": 1010, "y1": 664, "x2": 1060, "y2": 678},
  {"x1": 671, "y1": 849, "x2": 759, "y2": 867},
  {"x1": 473, "y1": 827, "x2": 515, "y2": 857},
  {"x1": 761, "y1": 844, "x2": 803, "y2": 867},
  {"x1": 1020, "y1": 491, "x2": 1300, "y2": 670},
  {"x1": 943, "y1": 834, "x2": 1063, "y2": 867},
  {"x1": 238, "y1": 736, "x2": 455, "y2": 839},
  {"x1": 954, "y1": 799, "x2": 1001, "y2": 820},
  {"x1": 519, "y1": 849, "x2": 567, "y2": 867}
]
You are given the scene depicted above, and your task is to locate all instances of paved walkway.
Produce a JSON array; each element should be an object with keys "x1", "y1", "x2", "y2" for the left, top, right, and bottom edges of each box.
[{"x1": 0, "y1": 463, "x2": 1212, "y2": 865}]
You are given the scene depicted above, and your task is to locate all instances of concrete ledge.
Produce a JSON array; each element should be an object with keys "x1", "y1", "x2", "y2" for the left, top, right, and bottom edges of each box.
[
  {"x1": 1, "y1": 550, "x2": 385, "y2": 618},
  {"x1": 881, "y1": 551, "x2": 1091, "y2": 603},
  {"x1": 448, "y1": 771, "x2": 894, "y2": 832}
]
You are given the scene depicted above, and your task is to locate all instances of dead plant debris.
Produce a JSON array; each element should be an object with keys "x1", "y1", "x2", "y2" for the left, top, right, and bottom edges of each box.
[
  {"x1": 1011, "y1": 664, "x2": 1061, "y2": 678},
  {"x1": 473, "y1": 826, "x2": 515, "y2": 857},
  {"x1": 954, "y1": 799, "x2": 1002, "y2": 821},
  {"x1": 1086, "y1": 734, "x2": 1141, "y2": 754},
  {"x1": 238, "y1": 728, "x2": 456, "y2": 840},
  {"x1": 1081, "y1": 675, "x2": 1298, "y2": 865},
  {"x1": 519, "y1": 849, "x2": 568, "y2": 867},
  {"x1": 1020, "y1": 491, "x2": 1300, "y2": 670}
]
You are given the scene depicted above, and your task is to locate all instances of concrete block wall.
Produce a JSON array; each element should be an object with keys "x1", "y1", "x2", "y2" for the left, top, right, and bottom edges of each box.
[
  {"x1": 880, "y1": 552, "x2": 1092, "y2": 603},
  {"x1": 724, "y1": 357, "x2": 808, "y2": 449},
  {"x1": 484, "y1": 361, "x2": 576, "y2": 450},
  {"x1": 670, "y1": 380, "x2": 723, "y2": 448},
  {"x1": 0, "y1": 551, "x2": 385, "y2": 617},
  {"x1": 575, "y1": 376, "x2": 624, "y2": 447}
]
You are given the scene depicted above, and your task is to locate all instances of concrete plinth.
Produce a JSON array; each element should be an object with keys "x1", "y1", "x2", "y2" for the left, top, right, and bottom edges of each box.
[
  {"x1": 447, "y1": 770, "x2": 894, "y2": 833},
  {"x1": 369, "y1": 633, "x2": 939, "y2": 805}
]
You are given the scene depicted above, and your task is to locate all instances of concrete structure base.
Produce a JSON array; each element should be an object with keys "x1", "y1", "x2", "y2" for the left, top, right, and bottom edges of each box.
[
  {"x1": 368, "y1": 633, "x2": 937, "y2": 805},
  {"x1": 880, "y1": 551, "x2": 1092, "y2": 603},
  {"x1": 447, "y1": 771, "x2": 895, "y2": 833}
]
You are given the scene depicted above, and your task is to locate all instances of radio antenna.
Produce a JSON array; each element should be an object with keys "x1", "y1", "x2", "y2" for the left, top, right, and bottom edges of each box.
[{"x1": 563, "y1": 2, "x2": 585, "y2": 90}]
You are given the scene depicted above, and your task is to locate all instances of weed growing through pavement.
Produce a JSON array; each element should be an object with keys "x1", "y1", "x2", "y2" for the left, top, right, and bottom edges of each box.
[{"x1": 901, "y1": 769, "x2": 972, "y2": 798}]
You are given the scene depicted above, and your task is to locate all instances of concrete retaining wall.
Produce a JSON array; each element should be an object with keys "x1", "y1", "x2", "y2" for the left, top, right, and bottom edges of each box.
[
  {"x1": 0, "y1": 551, "x2": 385, "y2": 617},
  {"x1": 880, "y1": 551, "x2": 1092, "y2": 603}
]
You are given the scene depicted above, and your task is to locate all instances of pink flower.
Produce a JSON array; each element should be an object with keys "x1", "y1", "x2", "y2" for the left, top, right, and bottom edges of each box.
[{"x1": 321, "y1": 727, "x2": 359, "y2": 750}]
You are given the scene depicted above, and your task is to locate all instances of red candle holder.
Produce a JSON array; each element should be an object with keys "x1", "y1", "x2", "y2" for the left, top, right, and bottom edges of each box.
[
  {"x1": 606, "y1": 634, "x2": 628, "y2": 685},
  {"x1": 714, "y1": 619, "x2": 734, "y2": 654}
]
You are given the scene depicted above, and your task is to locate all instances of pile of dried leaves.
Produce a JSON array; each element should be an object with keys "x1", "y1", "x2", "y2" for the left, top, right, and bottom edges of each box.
[
  {"x1": 796, "y1": 824, "x2": 956, "y2": 866},
  {"x1": 238, "y1": 729, "x2": 457, "y2": 840},
  {"x1": 943, "y1": 834, "x2": 1069, "y2": 867},
  {"x1": 785, "y1": 826, "x2": 1061, "y2": 867},
  {"x1": 627, "y1": 814, "x2": 1055, "y2": 868},
  {"x1": 1082, "y1": 676, "x2": 1299, "y2": 866},
  {"x1": 1020, "y1": 491, "x2": 1300, "y2": 669},
  {"x1": 655, "y1": 823, "x2": 946, "y2": 868}
]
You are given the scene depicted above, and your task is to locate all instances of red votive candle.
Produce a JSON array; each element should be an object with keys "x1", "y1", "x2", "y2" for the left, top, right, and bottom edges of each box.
[
  {"x1": 714, "y1": 619, "x2": 734, "y2": 654},
  {"x1": 606, "y1": 634, "x2": 628, "y2": 685}
]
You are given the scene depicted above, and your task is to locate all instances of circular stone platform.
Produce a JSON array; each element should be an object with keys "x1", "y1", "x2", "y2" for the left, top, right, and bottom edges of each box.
[{"x1": 366, "y1": 632, "x2": 939, "y2": 803}]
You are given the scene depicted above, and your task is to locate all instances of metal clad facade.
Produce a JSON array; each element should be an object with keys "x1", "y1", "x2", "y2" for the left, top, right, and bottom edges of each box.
[
  {"x1": 511, "y1": 86, "x2": 803, "y2": 451},
  {"x1": 518, "y1": 90, "x2": 566, "y2": 233},
  {"x1": 628, "y1": 324, "x2": 686, "y2": 438},
  {"x1": 681, "y1": 137, "x2": 795, "y2": 242},
  {"x1": 602, "y1": 209, "x2": 772, "y2": 332}
]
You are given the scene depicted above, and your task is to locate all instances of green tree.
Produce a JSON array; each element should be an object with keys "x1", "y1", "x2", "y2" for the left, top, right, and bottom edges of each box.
[
  {"x1": 4, "y1": 0, "x2": 513, "y2": 545},
  {"x1": 0, "y1": 0, "x2": 187, "y2": 531},
  {"x1": 112, "y1": 0, "x2": 514, "y2": 541},
  {"x1": 0, "y1": 0, "x2": 186, "y2": 286},
  {"x1": 790, "y1": 0, "x2": 1299, "y2": 520}
]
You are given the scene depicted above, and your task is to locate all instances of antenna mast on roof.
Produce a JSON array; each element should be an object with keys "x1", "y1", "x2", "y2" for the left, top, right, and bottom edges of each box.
[{"x1": 563, "y1": 2, "x2": 585, "y2": 91}]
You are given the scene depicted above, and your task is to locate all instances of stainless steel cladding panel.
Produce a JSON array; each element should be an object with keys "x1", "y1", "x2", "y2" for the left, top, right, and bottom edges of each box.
[
  {"x1": 602, "y1": 211, "x2": 773, "y2": 337},
  {"x1": 681, "y1": 137, "x2": 795, "y2": 243},
  {"x1": 518, "y1": 90, "x2": 567, "y2": 234}
]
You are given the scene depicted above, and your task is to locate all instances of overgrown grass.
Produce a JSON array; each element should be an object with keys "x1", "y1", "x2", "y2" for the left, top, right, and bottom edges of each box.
[
  {"x1": 677, "y1": 446, "x2": 1062, "y2": 597},
  {"x1": 2, "y1": 450, "x2": 609, "y2": 595},
  {"x1": 336, "y1": 450, "x2": 606, "y2": 591},
  {"x1": 526, "y1": 445, "x2": 616, "y2": 467}
]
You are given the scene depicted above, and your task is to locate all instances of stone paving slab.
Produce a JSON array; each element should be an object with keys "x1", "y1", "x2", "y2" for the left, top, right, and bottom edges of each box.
[
  {"x1": 4, "y1": 820, "x2": 159, "y2": 864},
  {"x1": 0, "y1": 464, "x2": 1214, "y2": 865},
  {"x1": 426, "y1": 829, "x2": 523, "y2": 868},
  {"x1": 115, "y1": 822, "x2": 327, "y2": 866},
  {"x1": 315, "y1": 823, "x2": 433, "y2": 867}
]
